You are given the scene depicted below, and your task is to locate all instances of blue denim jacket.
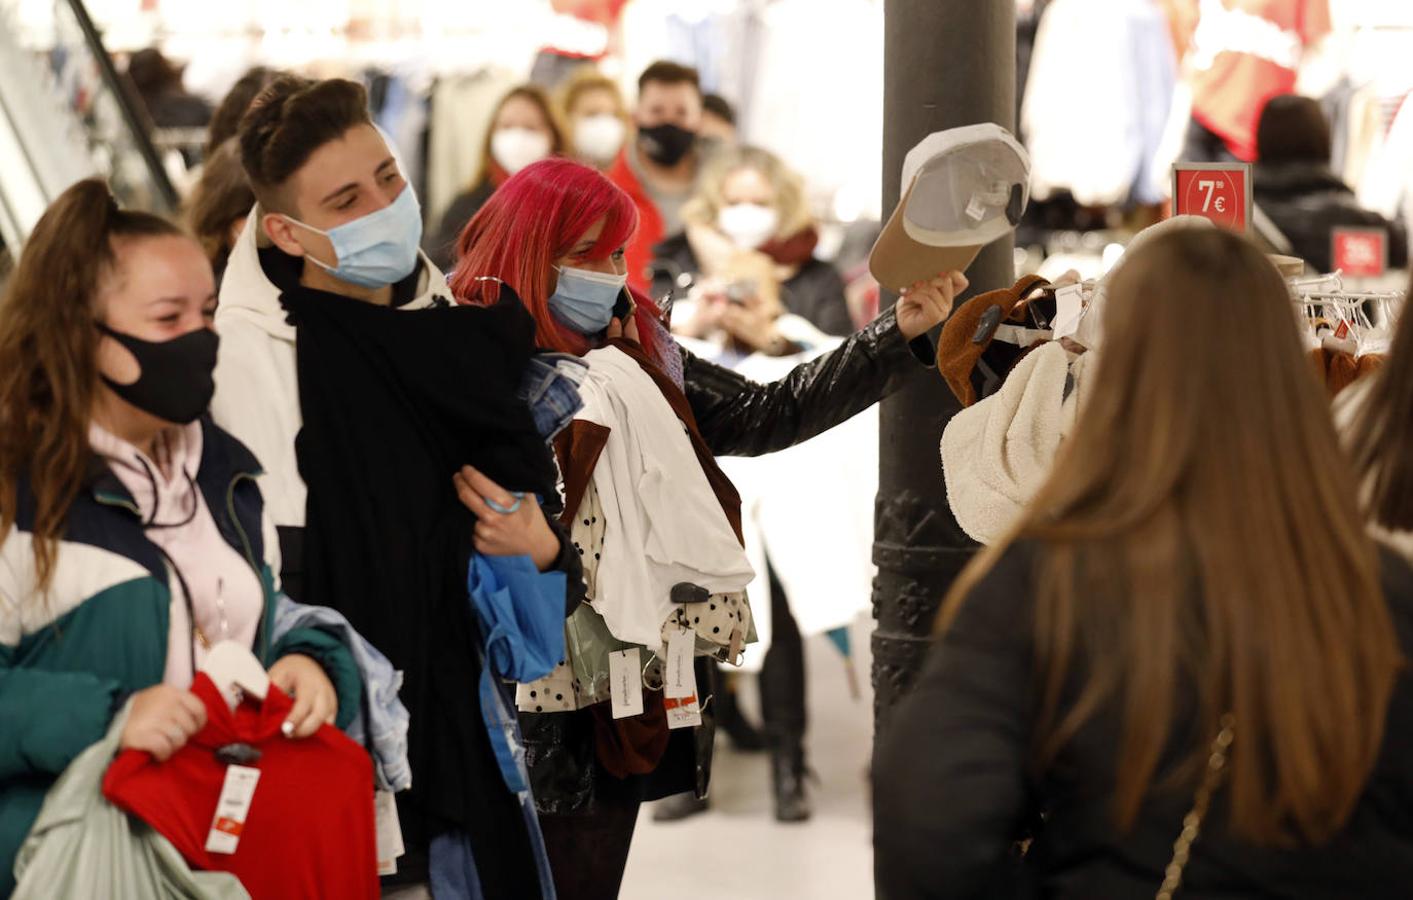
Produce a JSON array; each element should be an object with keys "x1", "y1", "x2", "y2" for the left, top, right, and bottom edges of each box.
[
  {"x1": 273, "y1": 597, "x2": 412, "y2": 793},
  {"x1": 518, "y1": 353, "x2": 586, "y2": 442}
]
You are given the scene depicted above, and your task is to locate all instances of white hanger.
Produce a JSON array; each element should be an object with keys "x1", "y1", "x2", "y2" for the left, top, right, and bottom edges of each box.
[{"x1": 201, "y1": 641, "x2": 270, "y2": 711}]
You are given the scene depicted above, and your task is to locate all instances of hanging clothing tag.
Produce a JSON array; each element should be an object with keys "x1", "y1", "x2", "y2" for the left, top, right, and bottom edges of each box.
[
  {"x1": 665, "y1": 694, "x2": 703, "y2": 730},
  {"x1": 205, "y1": 764, "x2": 260, "y2": 854},
  {"x1": 374, "y1": 790, "x2": 405, "y2": 876},
  {"x1": 727, "y1": 628, "x2": 745, "y2": 665},
  {"x1": 665, "y1": 629, "x2": 697, "y2": 699},
  {"x1": 965, "y1": 194, "x2": 988, "y2": 222},
  {"x1": 609, "y1": 648, "x2": 644, "y2": 719},
  {"x1": 1052, "y1": 283, "x2": 1086, "y2": 340}
]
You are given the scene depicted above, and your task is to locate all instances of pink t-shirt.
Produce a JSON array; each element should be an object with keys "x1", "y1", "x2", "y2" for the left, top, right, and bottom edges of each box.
[{"x1": 89, "y1": 421, "x2": 265, "y2": 687}]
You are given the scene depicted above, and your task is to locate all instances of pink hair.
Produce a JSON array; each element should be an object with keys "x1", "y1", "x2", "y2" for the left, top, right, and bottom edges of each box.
[{"x1": 450, "y1": 158, "x2": 665, "y2": 363}]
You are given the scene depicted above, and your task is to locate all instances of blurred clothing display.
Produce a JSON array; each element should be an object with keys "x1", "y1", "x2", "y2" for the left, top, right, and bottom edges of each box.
[
  {"x1": 1023, "y1": 0, "x2": 1178, "y2": 206},
  {"x1": 1185, "y1": 0, "x2": 1332, "y2": 161}
]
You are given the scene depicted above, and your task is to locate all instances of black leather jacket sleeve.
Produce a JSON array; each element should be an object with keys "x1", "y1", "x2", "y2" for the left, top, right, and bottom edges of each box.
[
  {"x1": 873, "y1": 543, "x2": 1038, "y2": 900},
  {"x1": 682, "y1": 304, "x2": 935, "y2": 458}
]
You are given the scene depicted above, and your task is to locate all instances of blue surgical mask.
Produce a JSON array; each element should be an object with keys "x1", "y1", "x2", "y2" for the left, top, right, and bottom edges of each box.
[
  {"x1": 284, "y1": 185, "x2": 424, "y2": 289},
  {"x1": 548, "y1": 265, "x2": 628, "y2": 334}
]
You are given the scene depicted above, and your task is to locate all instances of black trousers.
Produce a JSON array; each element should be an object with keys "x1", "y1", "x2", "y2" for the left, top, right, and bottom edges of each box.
[
  {"x1": 760, "y1": 562, "x2": 807, "y2": 738},
  {"x1": 539, "y1": 774, "x2": 641, "y2": 900}
]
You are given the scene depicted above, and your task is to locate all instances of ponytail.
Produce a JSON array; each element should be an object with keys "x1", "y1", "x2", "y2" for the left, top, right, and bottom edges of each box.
[{"x1": 0, "y1": 178, "x2": 181, "y2": 592}]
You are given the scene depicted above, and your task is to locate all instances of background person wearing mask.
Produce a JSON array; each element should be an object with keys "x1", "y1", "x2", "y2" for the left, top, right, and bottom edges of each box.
[
  {"x1": 1253, "y1": 94, "x2": 1408, "y2": 273},
  {"x1": 0, "y1": 179, "x2": 360, "y2": 897},
  {"x1": 666, "y1": 144, "x2": 852, "y2": 341},
  {"x1": 653, "y1": 144, "x2": 855, "y2": 825},
  {"x1": 874, "y1": 228, "x2": 1413, "y2": 899},
  {"x1": 608, "y1": 61, "x2": 711, "y2": 292},
  {"x1": 558, "y1": 67, "x2": 631, "y2": 171},
  {"x1": 427, "y1": 84, "x2": 565, "y2": 271}
]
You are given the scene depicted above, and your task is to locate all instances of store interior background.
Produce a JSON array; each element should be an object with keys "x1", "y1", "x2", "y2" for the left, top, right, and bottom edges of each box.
[{"x1": 1, "y1": 1, "x2": 1410, "y2": 896}]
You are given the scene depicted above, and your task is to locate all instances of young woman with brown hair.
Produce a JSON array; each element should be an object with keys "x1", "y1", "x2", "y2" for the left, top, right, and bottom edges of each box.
[
  {"x1": 1341, "y1": 272, "x2": 1413, "y2": 562},
  {"x1": 0, "y1": 180, "x2": 361, "y2": 897},
  {"x1": 426, "y1": 84, "x2": 567, "y2": 271},
  {"x1": 874, "y1": 228, "x2": 1413, "y2": 899}
]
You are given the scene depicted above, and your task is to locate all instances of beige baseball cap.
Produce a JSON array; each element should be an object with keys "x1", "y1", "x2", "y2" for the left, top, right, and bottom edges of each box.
[{"x1": 870, "y1": 124, "x2": 1030, "y2": 292}]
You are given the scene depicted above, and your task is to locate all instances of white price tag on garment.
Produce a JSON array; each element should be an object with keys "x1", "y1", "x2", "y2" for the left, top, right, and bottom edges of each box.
[
  {"x1": 609, "y1": 648, "x2": 644, "y2": 719},
  {"x1": 665, "y1": 694, "x2": 703, "y2": 730},
  {"x1": 1052, "y1": 283, "x2": 1085, "y2": 340},
  {"x1": 374, "y1": 790, "x2": 405, "y2": 876},
  {"x1": 965, "y1": 194, "x2": 988, "y2": 222},
  {"x1": 665, "y1": 629, "x2": 697, "y2": 699},
  {"x1": 205, "y1": 765, "x2": 260, "y2": 854}
]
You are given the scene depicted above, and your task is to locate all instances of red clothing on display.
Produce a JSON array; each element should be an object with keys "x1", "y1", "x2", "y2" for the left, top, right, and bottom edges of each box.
[
  {"x1": 1188, "y1": 0, "x2": 1332, "y2": 160},
  {"x1": 606, "y1": 150, "x2": 664, "y2": 294},
  {"x1": 103, "y1": 674, "x2": 378, "y2": 900}
]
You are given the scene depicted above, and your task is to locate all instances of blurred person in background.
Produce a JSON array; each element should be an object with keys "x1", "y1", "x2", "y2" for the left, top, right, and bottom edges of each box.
[
  {"x1": 667, "y1": 145, "x2": 851, "y2": 340},
  {"x1": 1254, "y1": 94, "x2": 1407, "y2": 273},
  {"x1": 1340, "y1": 271, "x2": 1413, "y2": 563},
  {"x1": 875, "y1": 228, "x2": 1413, "y2": 899},
  {"x1": 608, "y1": 61, "x2": 713, "y2": 291},
  {"x1": 653, "y1": 144, "x2": 855, "y2": 825},
  {"x1": 559, "y1": 67, "x2": 631, "y2": 171},
  {"x1": 427, "y1": 85, "x2": 565, "y2": 271},
  {"x1": 126, "y1": 47, "x2": 213, "y2": 133},
  {"x1": 205, "y1": 66, "x2": 281, "y2": 157},
  {"x1": 1178, "y1": 0, "x2": 1332, "y2": 163},
  {"x1": 186, "y1": 140, "x2": 254, "y2": 287},
  {"x1": 699, "y1": 93, "x2": 739, "y2": 145}
]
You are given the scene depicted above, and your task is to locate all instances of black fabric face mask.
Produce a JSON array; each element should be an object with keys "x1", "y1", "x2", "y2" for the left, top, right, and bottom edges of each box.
[
  {"x1": 97, "y1": 322, "x2": 219, "y2": 425},
  {"x1": 637, "y1": 123, "x2": 697, "y2": 166}
]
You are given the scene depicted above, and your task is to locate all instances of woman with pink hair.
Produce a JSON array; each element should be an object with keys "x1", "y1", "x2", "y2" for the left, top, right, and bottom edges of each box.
[{"x1": 451, "y1": 157, "x2": 964, "y2": 900}]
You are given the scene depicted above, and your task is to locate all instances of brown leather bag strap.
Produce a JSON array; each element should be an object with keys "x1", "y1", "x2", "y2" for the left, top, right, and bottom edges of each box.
[{"x1": 1009, "y1": 273, "x2": 1052, "y2": 301}]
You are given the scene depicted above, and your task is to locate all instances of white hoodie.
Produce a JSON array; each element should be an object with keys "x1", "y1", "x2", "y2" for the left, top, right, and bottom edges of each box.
[{"x1": 211, "y1": 207, "x2": 452, "y2": 528}]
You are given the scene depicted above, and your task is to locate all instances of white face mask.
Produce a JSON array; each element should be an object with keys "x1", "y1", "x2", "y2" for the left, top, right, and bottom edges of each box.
[
  {"x1": 491, "y1": 127, "x2": 553, "y2": 175},
  {"x1": 574, "y1": 114, "x2": 627, "y2": 164},
  {"x1": 717, "y1": 202, "x2": 781, "y2": 250}
]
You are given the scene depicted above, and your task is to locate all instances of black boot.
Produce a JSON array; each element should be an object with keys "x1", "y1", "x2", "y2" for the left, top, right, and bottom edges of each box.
[
  {"x1": 652, "y1": 792, "x2": 711, "y2": 823},
  {"x1": 720, "y1": 704, "x2": 768, "y2": 753},
  {"x1": 771, "y1": 736, "x2": 813, "y2": 823},
  {"x1": 717, "y1": 674, "x2": 768, "y2": 753}
]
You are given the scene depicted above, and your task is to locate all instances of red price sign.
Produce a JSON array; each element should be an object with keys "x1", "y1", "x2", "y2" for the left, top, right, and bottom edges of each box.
[
  {"x1": 1331, "y1": 227, "x2": 1387, "y2": 278},
  {"x1": 1172, "y1": 163, "x2": 1252, "y2": 232}
]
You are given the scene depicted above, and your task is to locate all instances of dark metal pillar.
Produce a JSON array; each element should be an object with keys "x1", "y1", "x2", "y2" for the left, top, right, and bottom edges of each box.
[{"x1": 872, "y1": 1, "x2": 1017, "y2": 731}]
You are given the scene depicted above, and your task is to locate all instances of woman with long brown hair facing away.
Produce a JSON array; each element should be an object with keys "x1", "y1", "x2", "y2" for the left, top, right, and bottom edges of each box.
[
  {"x1": 874, "y1": 228, "x2": 1413, "y2": 899},
  {"x1": 1340, "y1": 272, "x2": 1413, "y2": 563},
  {"x1": 0, "y1": 180, "x2": 363, "y2": 897}
]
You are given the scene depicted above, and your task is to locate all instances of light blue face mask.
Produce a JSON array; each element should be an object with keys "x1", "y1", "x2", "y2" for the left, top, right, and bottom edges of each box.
[
  {"x1": 284, "y1": 185, "x2": 424, "y2": 289},
  {"x1": 548, "y1": 265, "x2": 628, "y2": 334}
]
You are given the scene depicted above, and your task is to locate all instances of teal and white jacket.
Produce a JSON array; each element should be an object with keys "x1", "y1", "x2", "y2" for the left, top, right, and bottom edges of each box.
[{"x1": 0, "y1": 418, "x2": 361, "y2": 897}]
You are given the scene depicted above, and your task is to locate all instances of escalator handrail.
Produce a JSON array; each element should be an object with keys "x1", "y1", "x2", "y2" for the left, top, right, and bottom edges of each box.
[{"x1": 63, "y1": 0, "x2": 180, "y2": 213}]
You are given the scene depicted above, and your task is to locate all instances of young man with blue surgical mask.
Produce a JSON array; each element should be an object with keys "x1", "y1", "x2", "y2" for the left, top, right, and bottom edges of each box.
[{"x1": 214, "y1": 76, "x2": 582, "y2": 899}]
